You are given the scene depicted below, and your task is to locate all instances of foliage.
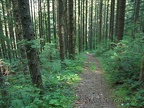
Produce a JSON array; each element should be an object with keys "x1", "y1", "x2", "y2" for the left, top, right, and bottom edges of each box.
[
  {"x1": 0, "y1": 43, "x2": 85, "y2": 108},
  {"x1": 0, "y1": 32, "x2": 12, "y2": 43},
  {"x1": 90, "y1": 62, "x2": 97, "y2": 71},
  {"x1": 39, "y1": 43, "x2": 59, "y2": 62},
  {"x1": 95, "y1": 35, "x2": 144, "y2": 107}
]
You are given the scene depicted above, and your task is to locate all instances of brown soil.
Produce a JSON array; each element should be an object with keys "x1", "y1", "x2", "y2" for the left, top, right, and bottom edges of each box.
[{"x1": 74, "y1": 54, "x2": 116, "y2": 108}]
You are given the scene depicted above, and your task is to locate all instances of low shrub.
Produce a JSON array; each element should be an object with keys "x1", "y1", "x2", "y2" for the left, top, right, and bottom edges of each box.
[{"x1": 96, "y1": 36, "x2": 144, "y2": 107}]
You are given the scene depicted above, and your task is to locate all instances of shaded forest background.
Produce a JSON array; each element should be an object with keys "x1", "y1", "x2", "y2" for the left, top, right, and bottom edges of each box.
[{"x1": 0, "y1": 0, "x2": 144, "y2": 107}]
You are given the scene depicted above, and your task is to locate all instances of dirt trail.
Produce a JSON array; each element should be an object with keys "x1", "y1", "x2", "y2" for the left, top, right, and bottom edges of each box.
[{"x1": 74, "y1": 54, "x2": 116, "y2": 108}]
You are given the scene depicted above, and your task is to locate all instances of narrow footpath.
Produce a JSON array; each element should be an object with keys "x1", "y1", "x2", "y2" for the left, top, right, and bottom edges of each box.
[{"x1": 74, "y1": 54, "x2": 116, "y2": 108}]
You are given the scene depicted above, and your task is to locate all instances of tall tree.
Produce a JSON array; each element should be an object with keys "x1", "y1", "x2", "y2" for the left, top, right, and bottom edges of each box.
[
  {"x1": 81, "y1": 0, "x2": 84, "y2": 51},
  {"x1": 133, "y1": 0, "x2": 141, "y2": 36},
  {"x1": 93, "y1": 0, "x2": 97, "y2": 49},
  {"x1": 116, "y1": 0, "x2": 126, "y2": 41},
  {"x1": 47, "y1": 0, "x2": 51, "y2": 43},
  {"x1": 58, "y1": 0, "x2": 65, "y2": 61},
  {"x1": 12, "y1": 0, "x2": 29, "y2": 75},
  {"x1": 89, "y1": 0, "x2": 93, "y2": 50},
  {"x1": 38, "y1": 0, "x2": 44, "y2": 49},
  {"x1": 6, "y1": 0, "x2": 16, "y2": 58},
  {"x1": 0, "y1": 12, "x2": 7, "y2": 59},
  {"x1": 134, "y1": 0, "x2": 141, "y2": 25},
  {"x1": 99, "y1": 0, "x2": 103, "y2": 42},
  {"x1": 78, "y1": 0, "x2": 82, "y2": 53},
  {"x1": 1, "y1": 0, "x2": 11, "y2": 60},
  {"x1": 63, "y1": 0, "x2": 69, "y2": 57},
  {"x1": 85, "y1": 0, "x2": 88, "y2": 50},
  {"x1": 109, "y1": 0, "x2": 115, "y2": 42},
  {"x1": 105, "y1": 0, "x2": 110, "y2": 47},
  {"x1": 69, "y1": 0, "x2": 75, "y2": 59},
  {"x1": 82, "y1": 0, "x2": 85, "y2": 51},
  {"x1": 115, "y1": 0, "x2": 120, "y2": 36},
  {"x1": 52, "y1": 0, "x2": 57, "y2": 48},
  {"x1": 117, "y1": 0, "x2": 126, "y2": 40},
  {"x1": 18, "y1": 0, "x2": 43, "y2": 88},
  {"x1": 139, "y1": 55, "x2": 144, "y2": 83}
]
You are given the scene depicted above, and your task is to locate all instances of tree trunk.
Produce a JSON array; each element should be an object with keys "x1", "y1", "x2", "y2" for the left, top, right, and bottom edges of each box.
[
  {"x1": 52, "y1": 0, "x2": 57, "y2": 48},
  {"x1": 109, "y1": 0, "x2": 115, "y2": 42},
  {"x1": 99, "y1": 0, "x2": 103, "y2": 42},
  {"x1": 1, "y1": 0, "x2": 11, "y2": 60},
  {"x1": 115, "y1": 0, "x2": 120, "y2": 36},
  {"x1": 64, "y1": 0, "x2": 69, "y2": 58},
  {"x1": 133, "y1": 0, "x2": 141, "y2": 36},
  {"x1": 18, "y1": 0, "x2": 43, "y2": 88},
  {"x1": 89, "y1": 0, "x2": 93, "y2": 50},
  {"x1": 85, "y1": 0, "x2": 88, "y2": 50},
  {"x1": 38, "y1": 0, "x2": 44, "y2": 50},
  {"x1": 6, "y1": 0, "x2": 16, "y2": 58},
  {"x1": 105, "y1": 0, "x2": 109, "y2": 48},
  {"x1": 134, "y1": 0, "x2": 141, "y2": 24},
  {"x1": 139, "y1": 56, "x2": 144, "y2": 83},
  {"x1": 81, "y1": 0, "x2": 84, "y2": 51},
  {"x1": 116, "y1": 0, "x2": 126, "y2": 41},
  {"x1": 78, "y1": 0, "x2": 81, "y2": 53},
  {"x1": 58, "y1": 0, "x2": 65, "y2": 61},
  {"x1": 69, "y1": 0, "x2": 75, "y2": 59},
  {"x1": 0, "y1": 12, "x2": 7, "y2": 59},
  {"x1": 12, "y1": 0, "x2": 29, "y2": 76},
  {"x1": 93, "y1": 1, "x2": 97, "y2": 49},
  {"x1": 82, "y1": 0, "x2": 85, "y2": 51},
  {"x1": 47, "y1": 0, "x2": 51, "y2": 43}
]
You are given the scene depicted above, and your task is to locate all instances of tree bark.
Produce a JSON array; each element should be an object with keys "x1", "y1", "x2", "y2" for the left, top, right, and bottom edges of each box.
[
  {"x1": 85, "y1": 0, "x2": 88, "y2": 50},
  {"x1": 47, "y1": 0, "x2": 51, "y2": 43},
  {"x1": 99, "y1": 0, "x2": 103, "y2": 42},
  {"x1": 109, "y1": 0, "x2": 115, "y2": 42},
  {"x1": 18, "y1": 0, "x2": 43, "y2": 88},
  {"x1": 52, "y1": 0, "x2": 57, "y2": 48},
  {"x1": 58, "y1": 0, "x2": 65, "y2": 61},
  {"x1": 134, "y1": 0, "x2": 141, "y2": 24},
  {"x1": 64, "y1": 0, "x2": 69, "y2": 58},
  {"x1": 115, "y1": 0, "x2": 120, "y2": 36},
  {"x1": 6, "y1": 0, "x2": 16, "y2": 58},
  {"x1": 89, "y1": 0, "x2": 93, "y2": 50},
  {"x1": 38, "y1": 0, "x2": 44, "y2": 49},
  {"x1": 82, "y1": 0, "x2": 85, "y2": 51},
  {"x1": 133, "y1": 0, "x2": 141, "y2": 36},
  {"x1": 12, "y1": 0, "x2": 29, "y2": 76},
  {"x1": 139, "y1": 56, "x2": 144, "y2": 83},
  {"x1": 69, "y1": 0, "x2": 75, "y2": 59},
  {"x1": 78, "y1": 0, "x2": 81, "y2": 53},
  {"x1": 0, "y1": 12, "x2": 7, "y2": 59},
  {"x1": 1, "y1": 0, "x2": 11, "y2": 60},
  {"x1": 105, "y1": 0, "x2": 109, "y2": 48},
  {"x1": 116, "y1": 0, "x2": 126, "y2": 41}
]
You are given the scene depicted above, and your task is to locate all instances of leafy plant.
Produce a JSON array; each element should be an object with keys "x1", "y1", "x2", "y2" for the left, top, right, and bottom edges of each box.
[
  {"x1": 96, "y1": 36, "x2": 144, "y2": 107},
  {"x1": 90, "y1": 62, "x2": 97, "y2": 71},
  {"x1": 0, "y1": 43, "x2": 85, "y2": 108}
]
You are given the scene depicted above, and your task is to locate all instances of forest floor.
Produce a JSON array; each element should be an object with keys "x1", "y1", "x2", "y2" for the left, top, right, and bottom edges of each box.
[{"x1": 74, "y1": 53, "x2": 116, "y2": 108}]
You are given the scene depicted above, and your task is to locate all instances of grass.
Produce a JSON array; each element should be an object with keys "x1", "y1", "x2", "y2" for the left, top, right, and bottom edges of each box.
[{"x1": 89, "y1": 62, "x2": 97, "y2": 71}]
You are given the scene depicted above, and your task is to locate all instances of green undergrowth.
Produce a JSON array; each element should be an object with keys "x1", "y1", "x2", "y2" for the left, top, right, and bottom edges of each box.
[
  {"x1": 94, "y1": 35, "x2": 144, "y2": 108},
  {"x1": 90, "y1": 62, "x2": 97, "y2": 71},
  {"x1": 0, "y1": 43, "x2": 86, "y2": 108}
]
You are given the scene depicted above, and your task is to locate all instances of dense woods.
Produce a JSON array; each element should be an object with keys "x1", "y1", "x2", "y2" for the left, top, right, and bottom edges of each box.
[{"x1": 0, "y1": 0, "x2": 144, "y2": 107}]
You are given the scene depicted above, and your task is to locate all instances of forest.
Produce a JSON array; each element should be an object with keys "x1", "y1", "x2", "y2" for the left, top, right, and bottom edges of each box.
[{"x1": 0, "y1": 0, "x2": 144, "y2": 108}]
